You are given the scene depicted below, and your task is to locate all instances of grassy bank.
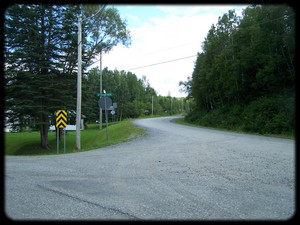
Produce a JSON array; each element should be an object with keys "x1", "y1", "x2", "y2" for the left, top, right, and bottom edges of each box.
[
  {"x1": 5, "y1": 119, "x2": 146, "y2": 156},
  {"x1": 175, "y1": 117, "x2": 294, "y2": 140}
]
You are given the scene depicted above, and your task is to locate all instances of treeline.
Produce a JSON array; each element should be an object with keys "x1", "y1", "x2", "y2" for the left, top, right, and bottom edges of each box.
[
  {"x1": 4, "y1": 4, "x2": 185, "y2": 151},
  {"x1": 4, "y1": 4, "x2": 132, "y2": 149},
  {"x1": 82, "y1": 67, "x2": 185, "y2": 123},
  {"x1": 181, "y1": 5, "x2": 295, "y2": 136}
]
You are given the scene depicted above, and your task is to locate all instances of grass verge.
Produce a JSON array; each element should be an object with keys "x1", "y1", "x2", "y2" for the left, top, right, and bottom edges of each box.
[
  {"x1": 4, "y1": 119, "x2": 146, "y2": 156},
  {"x1": 174, "y1": 117, "x2": 294, "y2": 140}
]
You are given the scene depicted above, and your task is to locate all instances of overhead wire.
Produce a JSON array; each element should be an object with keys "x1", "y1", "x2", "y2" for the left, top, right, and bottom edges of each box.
[
  {"x1": 89, "y1": 11, "x2": 295, "y2": 71},
  {"x1": 82, "y1": 4, "x2": 106, "y2": 22},
  {"x1": 125, "y1": 55, "x2": 197, "y2": 71}
]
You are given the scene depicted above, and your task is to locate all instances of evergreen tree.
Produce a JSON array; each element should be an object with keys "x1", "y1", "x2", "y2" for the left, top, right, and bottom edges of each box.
[
  {"x1": 186, "y1": 4, "x2": 295, "y2": 135},
  {"x1": 4, "y1": 4, "x2": 131, "y2": 149}
]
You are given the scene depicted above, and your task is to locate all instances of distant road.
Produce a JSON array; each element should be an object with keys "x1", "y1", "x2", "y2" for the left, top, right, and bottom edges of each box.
[{"x1": 5, "y1": 116, "x2": 295, "y2": 221}]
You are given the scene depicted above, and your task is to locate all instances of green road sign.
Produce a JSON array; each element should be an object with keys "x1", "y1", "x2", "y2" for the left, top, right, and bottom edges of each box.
[{"x1": 97, "y1": 93, "x2": 112, "y2": 97}]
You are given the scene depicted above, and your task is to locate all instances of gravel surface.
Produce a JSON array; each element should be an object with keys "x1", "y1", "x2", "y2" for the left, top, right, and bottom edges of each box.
[{"x1": 4, "y1": 116, "x2": 295, "y2": 221}]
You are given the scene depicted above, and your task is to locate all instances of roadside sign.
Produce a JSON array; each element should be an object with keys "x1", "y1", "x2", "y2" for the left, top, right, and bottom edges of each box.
[
  {"x1": 56, "y1": 110, "x2": 67, "y2": 128},
  {"x1": 99, "y1": 97, "x2": 112, "y2": 110},
  {"x1": 97, "y1": 93, "x2": 112, "y2": 97},
  {"x1": 55, "y1": 110, "x2": 67, "y2": 154}
]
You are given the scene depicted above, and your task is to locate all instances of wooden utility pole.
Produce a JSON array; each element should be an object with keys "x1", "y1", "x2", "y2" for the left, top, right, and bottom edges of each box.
[
  {"x1": 99, "y1": 50, "x2": 103, "y2": 129},
  {"x1": 76, "y1": 18, "x2": 82, "y2": 150},
  {"x1": 151, "y1": 96, "x2": 154, "y2": 116}
]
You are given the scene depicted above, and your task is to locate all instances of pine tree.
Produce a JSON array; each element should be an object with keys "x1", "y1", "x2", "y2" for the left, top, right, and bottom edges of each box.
[{"x1": 4, "y1": 4, "x2": 131, "y2": 149}]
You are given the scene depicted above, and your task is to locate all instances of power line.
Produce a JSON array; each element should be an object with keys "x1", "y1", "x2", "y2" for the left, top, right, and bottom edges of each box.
[
  {"x1": 90, "y1": 39, "x2": 200, "y2": 66},
  {"x1": 78, "y1": 5, "x2": 107, "y2": 46},
  {"x1": 144, "y1": 40, "x2": 200, "y2": 56},
  {"x1": 126, "y1": 54, "x2": 197, "y2": 71},
  {"x1": 89, "y1": 11, "x2": 295, "y2": 71},
  {"x1": 82, "y1": 5, "x2": 106, "y2": 22}
]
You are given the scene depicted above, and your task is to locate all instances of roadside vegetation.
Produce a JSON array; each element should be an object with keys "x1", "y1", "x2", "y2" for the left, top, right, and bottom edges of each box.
[
  {"x1": 4, "y1": 4, "x2": 185, "y2": 152},
  {"x1": 179, "y1": 5, "x2": 295, "y2": 138},
  {"x1": 5, "y1": 119, "x2": 146, "y2": 156},
  {"x1": 5, "y1": 5, "x2": 295, "y2": 155},
  {"x1": 175, "y1": 117, "x2": 294, "y2": 140}
]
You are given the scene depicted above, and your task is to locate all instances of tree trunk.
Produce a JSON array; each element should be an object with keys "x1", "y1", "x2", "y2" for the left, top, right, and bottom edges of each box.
[{"x1": 40, "y1": 115, "x2": 50, "y2": 150}]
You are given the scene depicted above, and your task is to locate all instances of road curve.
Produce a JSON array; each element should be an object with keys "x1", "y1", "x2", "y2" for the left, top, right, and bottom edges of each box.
[{"x1": 5, "y1": 116, "x2": 295, "y2": 221}]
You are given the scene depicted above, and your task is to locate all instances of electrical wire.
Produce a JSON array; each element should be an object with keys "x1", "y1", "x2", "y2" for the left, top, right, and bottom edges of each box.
[
  {"x1": 125, "y1": 54, "x2": 197, "y2": 71},
  {"x1": 82, "y1": 5, "x2": 106, "y2": 22},
  {"x1": 89, "y1": 11, "x2": 295, "y2": 70}
]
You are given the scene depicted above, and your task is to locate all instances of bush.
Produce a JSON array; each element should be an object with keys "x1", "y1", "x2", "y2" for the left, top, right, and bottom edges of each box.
[
  {"x1": 185, "y1": 109, "x2": 204, "y2": 123},
  {"x1": 185, "y1": 95, "x2": 294, "y2": 136},
  {"x1": 241, "y1": 96, "x2": 292, "y2": 134},
  {"x1": 185, "y1": 105, "x2": 241, "y2": 130}
]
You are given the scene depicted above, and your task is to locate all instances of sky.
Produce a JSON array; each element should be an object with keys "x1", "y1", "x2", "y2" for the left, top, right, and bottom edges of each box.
[{"x1": 90, "y1": 4, "x2": 248, "y2": 97}]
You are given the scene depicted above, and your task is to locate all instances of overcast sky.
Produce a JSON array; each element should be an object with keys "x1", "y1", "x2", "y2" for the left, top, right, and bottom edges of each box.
[{"x1": 91, "y1": 4, "x2": 248, "y2": 97}]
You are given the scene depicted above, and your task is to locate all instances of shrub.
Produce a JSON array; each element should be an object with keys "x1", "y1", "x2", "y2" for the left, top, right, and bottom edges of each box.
[
  {"x1": 241, "y1": 96, "x2": 291, "y2": 134},
  {"x1": 185, "y1": 95, "x2": 294, "y2": 136}
]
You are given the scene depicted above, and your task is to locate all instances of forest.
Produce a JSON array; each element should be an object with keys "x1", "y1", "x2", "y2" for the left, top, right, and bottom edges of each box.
[
  {"x1": 4, "y1": 4, "x2": 184, "y2": 149},
  {"x1": 82, "y1": 68, "x2": 184, "y2": 123},
  {"x1": 4, "y1": 4, "x2": 295, "y2": 151},
  {"x1": 180, "y1": 4, "x2": 295, "y2": 136}
]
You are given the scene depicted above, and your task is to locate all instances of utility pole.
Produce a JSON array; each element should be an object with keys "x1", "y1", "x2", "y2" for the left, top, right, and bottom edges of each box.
[
  {"x1": 170, "y1": 97, "x2": 173, "y2": 115},
  {"x1": 76, "y1": 5, "x2": 107, "y2": 149},
  {"x1": 181, "y1": 98, "x2": 184, "y2": 114},
  {"x1": 99, "y1": 50, "x2": 103, "y2": 129},
  {"x1": 76, "y1": 18, "x2": 82, "y2": 150},
  {"x1": 103, "y1": 90, "x2": 108, "y2": 143},
  {"x1": 151, "y1": 96, "x2": 154, "y2": 116}
]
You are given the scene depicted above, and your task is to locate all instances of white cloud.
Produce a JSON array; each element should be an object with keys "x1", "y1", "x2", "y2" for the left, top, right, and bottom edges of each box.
[
  {"x1": 92, "y1": 5, "x2": 247, "y2": 97},
  {"x1": 156, "y1": 5, "x2": 220, "y2": 17}
]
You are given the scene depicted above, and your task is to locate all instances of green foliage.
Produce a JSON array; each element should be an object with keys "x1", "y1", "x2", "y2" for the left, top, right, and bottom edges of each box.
[
  {"x1": 186, "y1": 4, "x2": 295, "y2": 136},
  {"x1": 241, "y1": 96, "x2": 280, "y2": 133},
  {"x1": 186, "y1": 104, "x2": 243, "y2": 130},
  {"x1": 82, "y1": 67, "x2": 185, "y2": 123},
  {"x1": 82, "y1": 5, "x2": 131, "y2": 62},
  {"x1": 242, "y1": 95, "x2": 294, "y2": 135},
  {"x1": 4, "y1": 4, "x2": 131, "y2": 149},
  {"x1": 5, "y1": 121, "x2": 146, "y2": 156},
  {"x1": 186, "y1": 95, "x2": 294, "y2": 136}
]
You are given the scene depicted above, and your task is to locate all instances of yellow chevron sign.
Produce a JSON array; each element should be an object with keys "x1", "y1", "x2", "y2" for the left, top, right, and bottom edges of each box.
[{"x1": 56, "y1": 110, "x2": 67, "y2": 128}]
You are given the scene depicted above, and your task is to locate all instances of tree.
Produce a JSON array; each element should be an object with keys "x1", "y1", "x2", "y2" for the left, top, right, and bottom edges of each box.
[
  {"x1": 4, "y1": 4, "x2": 131, "y2": 149},
  {"x1": 179, "y1": 76, "x2": 192, "y2": 97},
  {"x1": 81, "y1": 5, "x2": 131, "y2": 68},
  {"x1": 5, "y1": 5, "x2": 80, "y2": 149},
  {"x1": 82, "y1": 67, "x2": 100, "y2": 123},
  {"x1": 186, "y1": 4, "x2": 295, "y2": 134}
]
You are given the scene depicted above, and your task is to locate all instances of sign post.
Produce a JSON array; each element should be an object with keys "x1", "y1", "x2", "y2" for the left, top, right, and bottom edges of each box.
[
  {"x1": 57, "y1": 128, "x2": 59, "y2": 154},
  {"x1": 97, "y1": 92, "x2": 112, "y2": 97},
  {"x1": 56, "y1": 110, "x2": 67, "y2": 154},
  {"x1": 98, "y1": 92, "x2": 112, "y2": 144},
  {"x1": 104, "y1": 96, "x2": 108, "y2": 143},
  {"x1": 64, "y1": 129, "x2": 66, "y2": 153}
]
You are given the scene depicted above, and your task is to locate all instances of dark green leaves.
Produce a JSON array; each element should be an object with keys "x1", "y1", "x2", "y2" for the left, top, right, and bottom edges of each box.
[{"x1": 187, "y1": 4, "x2": 295, "y2": 135}]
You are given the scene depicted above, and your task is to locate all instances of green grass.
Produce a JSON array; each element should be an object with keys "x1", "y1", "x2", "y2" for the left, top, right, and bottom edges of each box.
[
  {"x1": 5, "y1": 119, "x2": 146, "y2": 156},
  {"x1": 174, "y1": 118, "x2": 295, "y2": 140}
]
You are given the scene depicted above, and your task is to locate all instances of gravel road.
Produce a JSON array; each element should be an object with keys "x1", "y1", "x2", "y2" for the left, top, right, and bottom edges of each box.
[{"x1": 4, "y1": 116, "x2": 295, "y2": 221}]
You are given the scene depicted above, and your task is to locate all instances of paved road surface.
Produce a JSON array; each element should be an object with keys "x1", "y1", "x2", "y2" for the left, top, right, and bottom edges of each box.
[{"x1": 4, "y1": 116, "x2": 295, "y2": 221}]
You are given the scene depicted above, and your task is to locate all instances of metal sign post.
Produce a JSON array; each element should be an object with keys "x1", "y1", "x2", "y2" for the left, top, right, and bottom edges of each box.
[
  {"x1": 98, "y1": 93, "x2": 112, "y2": 144},
  {"x1": 55, "y1": 110, "x2": 68, "y2": 154},
  {"x1": 105, "y1": 96, "x2": 108, "y2": 143},
  {"x1": 57, "y1": 128, "x2": 59, "y2": 154},
  {"x1": 64, "y1": 128, "x2": 66, "y2": 153}
]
